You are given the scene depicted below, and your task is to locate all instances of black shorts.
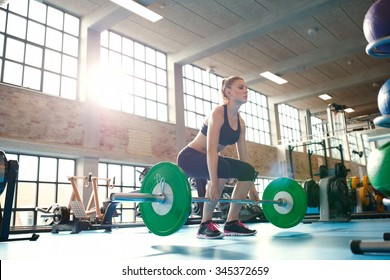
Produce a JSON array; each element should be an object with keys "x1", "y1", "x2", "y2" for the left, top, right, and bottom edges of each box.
[{"x1": 177, "y1": 146, "x2": 256, "y2": 181}]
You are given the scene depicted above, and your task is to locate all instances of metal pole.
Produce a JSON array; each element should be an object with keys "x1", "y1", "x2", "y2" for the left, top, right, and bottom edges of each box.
[
  {"x1": 288, "y1": 145, "x2": 294, "y2": 179},
  {"x1": 110, "y1": 192, "x2": 286, "y2": 206},
  {"x1": 308, "y1": 149, "x2": 313, "y2": 179},
  {"x1": 193, "y1": 197, "x2": 286, "y2": 206}
]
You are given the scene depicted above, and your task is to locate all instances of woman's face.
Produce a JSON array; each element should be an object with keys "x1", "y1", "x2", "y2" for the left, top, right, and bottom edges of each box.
[{"x1": 227, "y1": 79, "x2": 248, "y2": 104}]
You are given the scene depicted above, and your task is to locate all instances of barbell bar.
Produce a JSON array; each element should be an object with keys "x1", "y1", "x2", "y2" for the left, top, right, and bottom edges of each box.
[
  {"x1": 193, "y1": 197, "x2": 287, "y2": 206},
  {"x1": 111, "y1": 192, "x2": 287, "y2": 207},
  {"x1": 109, "y1": 161, "x2": 307, "y2": 236}
]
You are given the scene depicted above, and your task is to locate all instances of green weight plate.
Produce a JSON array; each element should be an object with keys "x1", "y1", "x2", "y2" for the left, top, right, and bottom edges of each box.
[
  {"x1": 262, "y1": 177, "x2": 307, "y2": 229},
  {"x1": 139, "y1": 162, "x2": 192, "y2": 236}
]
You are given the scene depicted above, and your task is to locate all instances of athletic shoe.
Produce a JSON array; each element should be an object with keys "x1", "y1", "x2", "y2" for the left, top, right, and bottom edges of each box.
[
  {"x1": 197, "y1": 221, "x2": 224, "y2": 239},
  {"x1": 224, "y1": 220, "x2": 257, "y2": 236}
]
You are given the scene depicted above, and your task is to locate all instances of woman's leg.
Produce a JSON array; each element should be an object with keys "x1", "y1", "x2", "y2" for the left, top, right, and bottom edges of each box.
[
  {"x1": 226, "y1": 181, "x2": 254, "y2": 222},
  {"x1": 221, "y1": 157, "x2": 257, "y2": 223},
  {"x1": 201, "y1": 178, "x2": 228, "y2": 223}
]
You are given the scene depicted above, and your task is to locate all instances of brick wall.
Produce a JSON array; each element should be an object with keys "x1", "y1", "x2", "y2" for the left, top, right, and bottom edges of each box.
[
  {"x1": 0, "y1": 84, "x2": 179, "y2": 164},
  {"x1": 0, "y1": 84, "x2": 84, "y2": 146},
  {"x1": 0, "y1": 84, "x2": 366, "y2": 180}
]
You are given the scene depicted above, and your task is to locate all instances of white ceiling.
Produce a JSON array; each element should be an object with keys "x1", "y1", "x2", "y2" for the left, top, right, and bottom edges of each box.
[{"x1": 46, "y1": 0, "x2": 390, "y2": 125}]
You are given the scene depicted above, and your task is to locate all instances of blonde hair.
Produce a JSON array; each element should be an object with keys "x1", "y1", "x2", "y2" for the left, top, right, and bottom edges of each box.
[{"x1": 221, "y1": 76, "x2": 244, "y2": 104}]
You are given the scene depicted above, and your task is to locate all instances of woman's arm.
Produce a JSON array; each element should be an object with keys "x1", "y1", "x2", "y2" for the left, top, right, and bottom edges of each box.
[
  {"x1": 206, "y1": 106, "x2": 224, "y2": 202},
  {"x1": 236, "y1": 117, "x2": 249, "y2": 162},
  {"x1": 236, "y1": 117, "x2": 259, "y2": 201}
]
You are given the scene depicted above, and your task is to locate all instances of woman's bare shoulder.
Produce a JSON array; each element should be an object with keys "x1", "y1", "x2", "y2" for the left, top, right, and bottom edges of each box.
[
  {"x1": 211, "y1": 105, "x2": 225, "y2": 123},
  {"x1": 204, "y1": 105, "x2": 224, "y2": 125},
  {"x1": 211, "y1": 104, "x2": 224, "y2": 116}
]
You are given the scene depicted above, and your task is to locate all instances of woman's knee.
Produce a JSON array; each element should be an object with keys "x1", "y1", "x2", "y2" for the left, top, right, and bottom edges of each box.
[{"x1": 237, "y1": 162, "x2": 257, "y2": 181}]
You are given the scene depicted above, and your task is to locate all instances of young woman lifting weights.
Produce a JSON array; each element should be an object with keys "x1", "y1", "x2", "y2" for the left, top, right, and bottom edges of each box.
[{"x1": 177, "y1": 76, "x2": 259, "y2": 239}]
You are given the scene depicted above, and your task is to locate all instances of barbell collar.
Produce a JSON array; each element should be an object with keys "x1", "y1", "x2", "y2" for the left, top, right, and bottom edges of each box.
[
  {"x1": 40, "y1": 214, "x2": 57, "y2": 218},
  {"x1": 110, "y1": 192, "x2": 165, "y2": 203}
]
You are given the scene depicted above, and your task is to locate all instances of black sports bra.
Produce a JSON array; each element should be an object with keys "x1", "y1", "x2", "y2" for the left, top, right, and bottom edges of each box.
[{"x1": 201, "y1": 105, "x2": 241, "y2": 145}]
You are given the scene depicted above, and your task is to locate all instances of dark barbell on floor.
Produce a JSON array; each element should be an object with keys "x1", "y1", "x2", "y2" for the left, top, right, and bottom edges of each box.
[
  {"x1": 350, "y1": 232, "x2": 390, "y2": 254},
  {"x1": 109, "y1": 162, "x2": 308, "y2": 236}
]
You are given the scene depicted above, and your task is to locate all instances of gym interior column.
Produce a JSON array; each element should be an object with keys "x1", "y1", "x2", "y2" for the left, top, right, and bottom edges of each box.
[
  {"x1": 167, "y1": 59, "x2": 186, "y2": 153},
  {"x1": 80, "y1": 28, "x2": 101, "y2": 152},
  {"x1": 78, "y1": 24, "x2": 101, "y2": 206},
  {"x1": 273, "y1": 102, "x2": 288, "y2": 177}
]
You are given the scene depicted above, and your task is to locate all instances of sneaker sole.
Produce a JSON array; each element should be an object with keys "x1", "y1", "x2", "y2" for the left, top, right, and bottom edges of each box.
[
  {"x1": 224, "y1": 231, "x2": 257, "y2": 236},
  {"x1": 197, "y1": 233, "x2": 225, "y2": 239}
]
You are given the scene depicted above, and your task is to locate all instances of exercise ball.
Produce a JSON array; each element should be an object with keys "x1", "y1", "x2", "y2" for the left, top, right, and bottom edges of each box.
[
  {"x1": 363, "y1": 0, "x2": 390, "y2": 53},
  {"x1": 367, "y1": 141, "x2": 390, "y2": 196},
  {"x1": 377, "y1": 79, "x2": 390, "y2": 115}
]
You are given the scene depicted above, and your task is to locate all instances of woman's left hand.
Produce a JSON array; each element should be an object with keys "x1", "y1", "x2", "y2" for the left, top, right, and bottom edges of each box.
[{"x1": 249, "y1": 186, "x2": 260, "y2": 202}]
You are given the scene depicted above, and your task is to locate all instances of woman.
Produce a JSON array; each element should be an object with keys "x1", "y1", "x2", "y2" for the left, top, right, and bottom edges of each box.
[{"x1": 177, "y1": 76, "x2": 259, "y2": 239}]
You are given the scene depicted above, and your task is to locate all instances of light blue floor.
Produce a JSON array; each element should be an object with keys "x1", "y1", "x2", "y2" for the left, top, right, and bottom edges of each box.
[{"x1": 1, "y1": 219, "x2": 389, "y2": 260}]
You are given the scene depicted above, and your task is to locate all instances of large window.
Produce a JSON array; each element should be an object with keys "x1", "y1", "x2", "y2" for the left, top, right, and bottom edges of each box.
[
  {"x1": 278, "y1": 104, "x2": 301, "y2": 144},
  {"x1": 0, "y1": 0, "x2": 80, "y2": 99},
  {"x1": 182, "y1": 65, "x2": 220, "y2": 129},
  {"x1": 256, "y1": 177, "x2": 273, "y2": 199},
  {"x1": 99, "y1": 30, "x2": 168, "y2": 122},
  {"x1": 183, "y1": 65, "x2": 271, "y2": 145},
  {"x1": 361, "y1": 133, "x2": 372, "y2": 163},
  {"x1": 347, "y1": 133, "x2": 361, "y2": 164},
  {"x1": 329, "y1": 136, "x2": 343, "y2": 160},
  {"x1": 1, "y1": 152, "x2": 150, "y2": 227},
  {"x1": 241, "y1": 89, "x2": 271, "y2": 145},
  {"x1": 2, "y1": 152, "x2": 75, "y2": 227},
  {"x1": 98, "y1": 162, "x2": 149, "y2": 223},
  {"x1": 309, "y1": 115, "x2": 326, "y2": 156}
]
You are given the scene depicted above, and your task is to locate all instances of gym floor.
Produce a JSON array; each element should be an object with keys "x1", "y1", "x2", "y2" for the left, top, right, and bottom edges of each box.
[
  {"x1": 1, "y1": 218, "x2": 389, "y2": 279},
  {"x1": 1, "y1": 218, "x2": 389, "y2": 260}
]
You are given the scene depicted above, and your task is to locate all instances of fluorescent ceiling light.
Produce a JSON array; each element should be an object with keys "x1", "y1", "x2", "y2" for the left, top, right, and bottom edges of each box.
[
  {"x1": 110, "y1": 0, "x2": 163, "y2": 22},
  {"x1": 260, "y1": 71, "x2": 288, "y2": 85},
  {"x1": 344, "y1": 108, "x2": 355, "y2": 113},
  {"x1": 319, "y1": 94, "x2": 332, "y2": 100}
]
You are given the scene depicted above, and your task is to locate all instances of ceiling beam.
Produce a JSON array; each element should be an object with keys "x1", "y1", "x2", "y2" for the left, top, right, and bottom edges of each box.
[
  {"x1": 245, "y1": 37, "x2": 367, "y2": 85},
  {"x1": 170, "y1": 0, "x2": 354, "y2": 65},
  {"x1": 83, "y1": 0, "x2": 157, "y2": 32},
  {"x1": 270, "y1": 64, "x2": 390, "y2": 104},
  {"x1": 83, "y1": 2, "x2": 132, "y2": 31},
  {"x1": 309, "y1": 96, "x2": 378, "y2": 113}
]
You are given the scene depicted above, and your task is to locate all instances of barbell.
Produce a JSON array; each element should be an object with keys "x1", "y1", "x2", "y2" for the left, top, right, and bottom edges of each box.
[{"x1": 110, "y1": 162, "x2": 308, "y2": 236}]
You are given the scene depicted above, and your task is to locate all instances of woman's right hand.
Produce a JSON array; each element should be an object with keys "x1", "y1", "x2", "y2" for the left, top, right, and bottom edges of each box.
[{"x1": 208, "y1": 182, "x2": 221, "y2": 203}]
